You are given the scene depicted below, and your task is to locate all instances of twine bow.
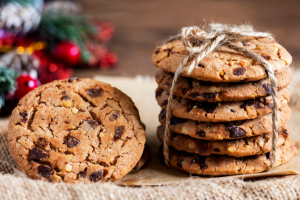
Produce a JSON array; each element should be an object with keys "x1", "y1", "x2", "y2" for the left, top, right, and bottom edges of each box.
[{"x1": 163, "y1": 23, "x2": 278, "y2": 172}]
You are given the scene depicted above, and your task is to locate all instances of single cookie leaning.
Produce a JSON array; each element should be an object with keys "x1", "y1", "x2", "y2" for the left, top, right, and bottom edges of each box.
[
  {"x1": 131, "y1": 144, "x2": 150, "y2": 172},
  {"x1": 168, "y1": 137, "x2": 296, "y2": 176},
  {"x1": 157, "y1": 125, "x2": 289, "y2": 157},
  {"x1": 155, "y1": 68, "x2": 291, "y2": 102},
  {"x1": 152, "y1": 37, "x2": 292, "y2": 82},
  {"x1": 8, "y1": 78, "x2": 146, "y2": 183},
  {"x1": 158, "y1": 105, "x2": 291, "y2": 140},
  {"x1": 156, "y1": 87, "x2": 289, "y2": 122}
]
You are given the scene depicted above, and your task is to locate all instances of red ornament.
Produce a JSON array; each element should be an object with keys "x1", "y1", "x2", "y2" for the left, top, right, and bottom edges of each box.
[
  {"x1": 53, "y1": 42, "x2": 81, "y2": 65},
  {"x1": 14, "y1": 75, "x2": 40, "y2": 100},
  {"x1": 100, "y1": 52, "x2": 118, "y2": 70}
]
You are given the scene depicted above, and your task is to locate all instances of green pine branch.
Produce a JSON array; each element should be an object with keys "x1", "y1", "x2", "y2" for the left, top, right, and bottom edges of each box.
[
  {"x1": 0, "y1": 66, "x2": 18, "y2": 108},
  {"x1": 39, "y1": 13, "x2": 97, "y2": 62}
]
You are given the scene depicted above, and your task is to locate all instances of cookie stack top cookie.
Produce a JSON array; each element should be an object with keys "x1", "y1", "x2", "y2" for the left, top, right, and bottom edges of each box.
[
  {"x1": 8, "y1": 78, "x2": 146, "y2": 183},
  {"x1": 152, "y1": 37, "x2": 292, "y2": 82},
  {"x1": 152, "y1": 30, "x2": 296, "y2": 175}
]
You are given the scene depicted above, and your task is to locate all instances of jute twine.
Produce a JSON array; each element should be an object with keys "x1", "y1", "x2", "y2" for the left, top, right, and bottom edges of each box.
[{"x1": 163, "y1": 23, "x2": 278, "y2": 171}]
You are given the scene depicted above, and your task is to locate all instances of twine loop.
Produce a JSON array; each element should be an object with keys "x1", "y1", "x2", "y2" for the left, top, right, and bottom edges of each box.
[{"x1": 163, "y1": 23, "x2": 278, "y2": 172}]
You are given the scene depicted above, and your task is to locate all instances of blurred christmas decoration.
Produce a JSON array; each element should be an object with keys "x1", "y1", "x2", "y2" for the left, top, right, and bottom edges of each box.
[
  {"x1": 0, "y1": 0, "x2": 118, "y2": 116},
  {"x1": 0, "y1": 66, "x2": 17, "y2": 109}
]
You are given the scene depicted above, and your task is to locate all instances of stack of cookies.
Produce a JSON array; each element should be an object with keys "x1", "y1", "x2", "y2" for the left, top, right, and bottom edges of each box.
[
  {"x1": 152, "y1": 36, "x2": 297, "y2": 175},
  {"x1": 8, "y1": 78, "x2": 146, "y2": 183}
]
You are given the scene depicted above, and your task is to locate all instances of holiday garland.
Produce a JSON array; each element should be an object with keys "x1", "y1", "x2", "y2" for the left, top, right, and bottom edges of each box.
[
  {"x1": 0, "y1": 66, "x2": 17, "y2": 108},
  {"x1": 0, "y1": 0, "x2": 118, "y2": 115}
]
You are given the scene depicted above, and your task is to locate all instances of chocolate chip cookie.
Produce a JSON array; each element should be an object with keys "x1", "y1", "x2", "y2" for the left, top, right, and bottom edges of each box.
[
  {"x1": 152, "y1": 37, "x2": 292, "y2": 82},
  {"x1": 168, "y1": 137, "x2": 296, "y2": 176},
  {"x1": 131, "y1": 144, "x2": 150, "y2": 172},
  {"x1": 156, "y1": 87, "x2": 289, "y2": 122},
  {"x1": 155, "y1": 68, "x2": 291, "y2": 102},
  {"x1": 8, "y1": 78, "x2": 146, "y2": 183},
  {"x1": 158, "y1": 105, "x2": 291, "y2": 140},
  {"x1": 157, "y1": 125, "x2": 289, "y2": 157}
]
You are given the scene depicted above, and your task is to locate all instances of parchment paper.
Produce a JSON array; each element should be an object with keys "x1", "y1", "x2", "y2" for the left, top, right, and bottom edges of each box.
[{"x1": 0, "y1": 75, "x2": 299, "y2": 186}]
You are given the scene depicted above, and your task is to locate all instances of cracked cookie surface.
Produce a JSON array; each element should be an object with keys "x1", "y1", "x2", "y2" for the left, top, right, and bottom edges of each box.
[
  {"x1": 158, "y1": 105, "x2": 291, "y2": 140},
  {"x1": 152, "y1": 37, "x2": 292, "y2": 82},
  {"x1": 166, "y1": 137, "x2": 296, "y2": 176},
  {"x1": 8, "y1": 78, "x2": 146, "y2": 183},
  {"x1": 156, "y1": 87, "x2": 289, "y2": 122},
  {"x1": 155, "y1": 68, "x2": 291, "y2": 102},
  {"x1": 157, "y1": 125, "x2": 289, "y2": 157}
]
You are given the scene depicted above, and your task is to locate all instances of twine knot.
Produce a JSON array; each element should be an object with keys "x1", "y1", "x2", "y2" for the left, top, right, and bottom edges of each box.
[{"x1": 163, "y1": 23, "x2": 278, "y2": 172}]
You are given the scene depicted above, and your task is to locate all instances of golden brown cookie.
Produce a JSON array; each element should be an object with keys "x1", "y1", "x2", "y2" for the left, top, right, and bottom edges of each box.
[
  {"x1": 155, "y1": 68, "x2": 291, "y2": 102},
  {"x1": 152, "y1": 37, "x2": 292, "y2": 82},
  {"x1": 131, "y1": 144, "x2": 150, "y2": 172},
  {"x1": 8, "y1": 78, "x2": 146, "y2": 183},
  {"x1": 157, "y1": 125, "x2": 289, "y2": 157},
  {"x1": 167, "y1": 137, "x2": 296, "y2": 176},
  {"x1": 158, "y1": 105, "x2": 291, "y2": 140},
  {"x1": 156, "y1": 87, "x2": 289, "y2": 122}
]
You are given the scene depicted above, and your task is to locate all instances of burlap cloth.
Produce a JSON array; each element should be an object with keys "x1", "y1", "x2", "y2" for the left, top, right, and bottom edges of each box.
[{"x1": 1, "y1": 70, "x2": 300, "y2": 200}]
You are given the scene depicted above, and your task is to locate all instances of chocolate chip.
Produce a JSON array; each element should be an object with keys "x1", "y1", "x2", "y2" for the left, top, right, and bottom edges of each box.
[
  {"x1": 114, "y1": 126, "x2": 124, "y2": 141},
  {"x1": 230, "y1": 109, "x2": 236, "y2": 113},
  {"x1": 79, "y1": 170, "x2": 87, "y2": 178},
  {"x1": 198, "y1": 64, "x2": 205, "y2": 68},
  {"x1": 177, "y1": 158, "x2": 183, "y2": 168},
  {"x1": 197, "y1": 130, "x2": 206, "y2": 137},
  {"x1": 188, "y1": 92, "x2": 200, "y2": 98},
  {"x1": 86, "y1": 119, "x2": 98, "y2": 128},
  {"x1": 170, "y1": 117, "x2": 187, "y2": 125},
  {"x1": 61, "y1": 95, "x2": 70, "y2": 100},
  {"x1": 165, "y1": 81, "x2": 171, "y2": 86},
  {"x1": 38, "y1": 165, "x2": 53, "y2": 178},
  {"x1": 202, "y1": 93, "x2": 218, "y2": 100},
  {"x1": 226, "y1": 125, "x2": 246, "y2": 138},
  {"x1": 68, "y1": 77, "x2": 79, "y2": 83},
  {"x1": 161, "y1": 99, "x2": 168, "y2": 106},
  {"x1": 64, "y1": 136, "x2": 80, "y2": 148},
  {"x1": 30, "y1": 147, "x2": 47, "y2": 161},
  {"x1": 159, "y1": 109, "x2": 166, "y2": 120},
  {"x1": 156, "y1": 88, "x2": 164, "y2": 97},
  {"x1": 163, "y1": 48, "x2": 172, "y2": 53},
  {"x1": 213, "y1": 148, "x2": 220, "y2": 152},
  {"x1": 109, "y1": 113, "x2": 120, "y2": 121},
  {"x1": 193, "y1": 157, "x2": 208, "y2": 170},
  {"x1": 20, "y1": 111, "x2": 28, "y2": 122},
  {"x1": 241, "y1": 101, "x2": 255, "y2": 109},
  {"x1": 37, "y1": 137, "x2": 49, "y2": 148},
  {"x1": 197, "y1": 102, "x2": 218, "y2": 113},
  {"x1": 262, "y1": 83, "x2": 272, "y2": 95},
  {"x1": 233, "y1": 67, "x2": 246, "y2": 76},
  {"x1": 267, "y1": 103, "x2": 273, "y2": 109},
  {"x1": 89, "y1": 170, "x2": 104, "y2": 182},
  {"x1": 87, "y1": 88, "x2": 103, "y2": 98},
  {"x1": 242, "y1": 41, "x2": 250, "y2": 46},
  {"x1": 283, "y1": 129, "x2": 289, "y2": 135},
  {"x1": 262, "y1": 55, "x2": 271, "y2": 60},
  {"x1": 254, "y1": 102, "x2": 264, "y2": 109},
  {"x1": 154, "y1": 48, "x2": 161, "y2": 54},
  {"x1": 266, "y1": 152, "x2": 271, "y2": 159}
]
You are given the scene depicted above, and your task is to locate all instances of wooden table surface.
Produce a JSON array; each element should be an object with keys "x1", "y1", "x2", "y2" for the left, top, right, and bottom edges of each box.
[{"x1": 74, "y1": 0, "x2": 300, "y2": 78}]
